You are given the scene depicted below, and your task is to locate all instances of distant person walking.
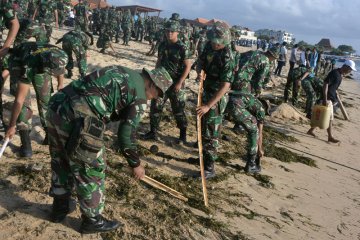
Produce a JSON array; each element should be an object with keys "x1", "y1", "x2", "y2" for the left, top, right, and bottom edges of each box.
[
  {"x1": 274, "y1": 42, "x2": 287, "y2": 76},
  {"x1": 288, "y1": 44, "x2": 298, "y2": 74}
]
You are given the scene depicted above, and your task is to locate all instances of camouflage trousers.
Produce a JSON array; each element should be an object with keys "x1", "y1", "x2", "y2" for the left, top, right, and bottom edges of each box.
[
  {"x1": 62, "y1": 42, "x2": 87, "y2": 77},
  {"x1": 226, "y1": 93, "x2": 265, "y2": 158},
  {"x1": 16, "y1": 73, "x2": 52, "y2": 130},
  {"x1": 122, "y1": 25, "x2": 131, "y2": 45},
  {"x1": 96, "y1": 31, "x2": 111, "y2": 52},
  {"x1": 202, "y1": 91, "x2": 228, "y2": 164},
  {"x1": 301, "y1": 77, "x2": 323, "y2": 116},
  {"x1": 284, "y1": 75, "x2": 301, "y2": 106},
  {"x1": 47, "y1": 92, "x2": 106, "y2": 218},
  {"x1": 75, "y1": 17, "x2": 89, "y2": 32},
  {"x1": 135, "y1": 26, "x2": 144, "y2": 41},
  {"x1": 150, "y1": 88, "x2": 187, "y2": 131}
]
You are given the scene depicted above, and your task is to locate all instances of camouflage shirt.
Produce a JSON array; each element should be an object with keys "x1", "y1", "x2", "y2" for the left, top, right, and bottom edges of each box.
[
  {"x1": 74, "y1": 2, "x2": 88, "y2": 17},
  {"x1": 71, "y1": 66, "x2": 148, "y2": 167},
  {"x1": 157, "y1": 39, "x2": 191, "y2": 81},
  {"x1": 289, "y1": 66, "x2": 309, "y2": 81},
  {"x1": 62, "y1": 30, "x2": 90, "y2": 50},
  {"x1": 197, "y1": 41, "x2": 235, "y2": 93},
  {"x1": 0, "y1": 0, "x2": 15, "y2": 29},
  {"x1": 36, "y1": 0, "x2": 57, "y2": 24},
  {"x1": 232, "y1": 50, "x2": 271, "y2": 95},
  {"x1": 10, "y1": 42, "x2": 67, "y2": 83}
]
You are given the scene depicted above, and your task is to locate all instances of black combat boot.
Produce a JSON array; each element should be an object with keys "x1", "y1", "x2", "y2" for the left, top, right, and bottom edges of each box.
[
  {"x1": 142, "y1": 127, "x2": 158, "y2": 141},
  {"x1": 66, "y1": 70, "x2": 73, "y2": 78},
  {"x1": 177, "y1": 128, "x2": 187, "y2": 144},
  {"x1": 193, "y1": 160, "x2": 216, "y2": 179},
  {"x1": 245, "y1": 154, "x2": 261, "y2": 174},
  {"x1": 19, "y1": 130, "x2": 32, "y2": 158},
  {"x1": 51, "y1": 197, "x2": 70, "y2": 223},
  {"x1": 80, "y1": 215, "x2": 121, "y2": 234}
]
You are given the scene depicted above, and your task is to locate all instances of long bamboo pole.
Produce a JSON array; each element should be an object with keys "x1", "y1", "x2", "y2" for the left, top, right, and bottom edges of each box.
[{"x1": 197, "y1": 73, "x2": 209, "y2": 207}]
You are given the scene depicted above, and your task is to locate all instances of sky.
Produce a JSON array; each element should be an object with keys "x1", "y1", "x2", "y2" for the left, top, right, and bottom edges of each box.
[{"x1": 108, "y1": 0, "x2": 360, "y2": 53}]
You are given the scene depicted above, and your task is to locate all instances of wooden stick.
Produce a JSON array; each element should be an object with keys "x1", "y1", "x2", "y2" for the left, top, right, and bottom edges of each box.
[
  {"x1": 197, "y1": 72, "x2": 209, "y2": 207},
  {"x1": 0, "y1": 138, "x2": 9, "y2": 160},
  {"x1": 336, "y1": 91, "x2": 350, "y2": 121},
  {"x1": 141, "y1": 175, "x2": 188, "y2": 202}
]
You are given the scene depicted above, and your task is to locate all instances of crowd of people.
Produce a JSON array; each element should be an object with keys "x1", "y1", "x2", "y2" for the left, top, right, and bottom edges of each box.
[{"x1": 0, "y1": 0, "x2": 357, "y2": 235}]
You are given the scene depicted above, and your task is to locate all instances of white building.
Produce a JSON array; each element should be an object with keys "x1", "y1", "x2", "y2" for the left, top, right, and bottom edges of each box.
[{"x1": 255, "y1": 29, "x2": 294, "y2": 44}]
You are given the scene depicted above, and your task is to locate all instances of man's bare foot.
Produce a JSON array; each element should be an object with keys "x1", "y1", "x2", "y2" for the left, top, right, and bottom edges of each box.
[
  {"x1": 307, "y1": 129, "x2": 316, "y2": 137},
  {"x1": 328, "y1": 137, "x2": 340, "y2": 143}
]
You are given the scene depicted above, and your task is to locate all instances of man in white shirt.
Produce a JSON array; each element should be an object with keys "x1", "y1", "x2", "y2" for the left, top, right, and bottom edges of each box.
[
  {"x1": 274, "y1": 42, "x2": 287, "y2": 76},
  {"x1": 288, "y1": 44, "x2": 298, "y2": 74}
]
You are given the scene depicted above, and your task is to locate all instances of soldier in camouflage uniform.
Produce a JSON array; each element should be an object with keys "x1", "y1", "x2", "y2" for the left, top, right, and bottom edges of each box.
[
  {"x1": 32, "y1": 0, "x2": 58, "y2": 43},
  {"x1": 195, "y1": 22, "x2": 235, "y2": 178},
  {"x1": 5, "y1": 42, "x2": 68, "y2": 158},
  {"x1": 283, "y1": 65, "x2": 311, "y2": 106},
  {"x1": 146, "y1": 27, "x2": 164, "y2": 56},
  {"x1": 114, "y1": 9, "x2": 122, "y2": 43},
  {"x1": 56, "y1": 0, "x2": 66, "y2": 27},
  {"x1": 143, "y1": 20, "x2": 192, "y2": 143},
  {"x1": 135, "y1": 13, "x2": 144, "y2": 42},
  {"x1": 44, "y1": 65, "x2": 172, "y2": 233},
  {"x1": 74, "y1": 0, "x2": 89, "y2": 32},
  {"x1": 121, "y1": 9, "x2": 132, "y2": 46},
  {"x1": 301, "y1": 75, "x2": 324, "y2": 118},
  {"x1": 91, "y1": 7, "x2": 100, "y2": 35},
  {"x1": 226, "y1": 48, "x2": 278, "y2": 173},
  {"x1": 56, "y1": 29, "x2": 93, "y2": 78}
]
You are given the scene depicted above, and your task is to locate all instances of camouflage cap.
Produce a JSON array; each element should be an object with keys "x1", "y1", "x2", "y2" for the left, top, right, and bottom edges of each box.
[
  {"x1": 170, "y1": 13, "x2": 180, "y2": 21},
  {"x1": 207, "y1": 22, "x2": 231, "y2": 45},
  {"x1": 164, "y1": 20, "x2": 181, "y2": 32},
  {"x1": 142, "y1": 67, "x2": 172, "y2": 98},
  {"x1": 42, "y1": 48, "x2": 69, "y2": 76},
  {"x1": 267, "y1": 47, "x2": 279, "y2": 59}
]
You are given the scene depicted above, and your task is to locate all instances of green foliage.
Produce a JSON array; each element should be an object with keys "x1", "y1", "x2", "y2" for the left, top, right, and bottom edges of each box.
[{"x1": 337, "y1": 44, "x2": 355, "y2": 54}]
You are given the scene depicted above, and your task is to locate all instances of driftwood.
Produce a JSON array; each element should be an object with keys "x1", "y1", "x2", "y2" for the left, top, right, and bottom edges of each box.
[
  {"x1": 141, "y1": 175, "x2": 188, "y2": 202},
  {"x1": 336, "y1": 91, "x2": 350, "y2": 120}
]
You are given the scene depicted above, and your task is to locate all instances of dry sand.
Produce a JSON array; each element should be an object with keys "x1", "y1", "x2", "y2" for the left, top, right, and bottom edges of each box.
[{"x1": 0, "y1": 27, "x2": 359, "y2": 240}]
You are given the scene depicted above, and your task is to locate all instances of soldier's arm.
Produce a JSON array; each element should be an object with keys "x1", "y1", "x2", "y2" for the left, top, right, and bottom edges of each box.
[
  {"x1": 54, "y1": 9, "x2": 59, "y2": 28},
  {"x1": 0, "y1": 18, "x2": 19, "y2": 58},
  {"x1": 117, "y1": 99, "x2": 147, "y2": 168},
  {"x1": 197, "y1": 82, "x2": 230, "y2": 118},
  {"x1": 5, "y1": 82, "x2": 30, "y2": 139}
]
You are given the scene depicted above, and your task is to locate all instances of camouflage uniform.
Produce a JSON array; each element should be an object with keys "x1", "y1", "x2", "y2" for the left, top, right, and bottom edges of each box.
[
  {"x1": 74, "y1": 1, "x2": 89, "y2": 32},
  {"x1": 96, "y1": 7, "x2": 111, "y2": 53},
  {"x1": 135, "y1": 14, "x2": 144, "y2": 41},
  {"x1": 114, "y1": 10, "x2": 122, "y2": 43},
  {"x1": 14, "y1": 18, "x2": 48, "y2": 47},
  {"x1": 35, "y1": 0, "x2": 57, "y2": 42},
  {"x1": 149, "y1": 22, "x2": 191, "y2": 134},
  {"x1": 56, "y1": 0, "x2": 66, "y2": 27},
  {"x1": 226, "y1": 50, "x2": 271, "y2": 170},
  {"x1": 47, "y1": 66, "x2": 170, "y2": 220},
  {"x1": 57, "y1": 30, "x2": 91, "y2": 78},
  {"x1": 283, "y1": 66, "x2": 309, "y2": 105},
  {"x1": 9, "y1": 42, "x2": 68, "y2": 131},
  {"x1": 121, "y1": 10, "x2": 132, "y2": 46},
  {"x1": 13, "y1": 0, "x2": 29, "y2": 20},
  {"x1": 91, "y1": 8, "x2": 100, "y2": 35},
  {"x1": 301, "y1": 75, "x2": 324, "y2": 118},
  {"x1": 196, "y1": 37, "x2": 235, "y2": 173}
]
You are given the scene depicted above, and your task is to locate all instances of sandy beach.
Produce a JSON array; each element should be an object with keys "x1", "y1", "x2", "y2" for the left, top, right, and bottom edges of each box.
[{"x1": 0, "y1": 27, "x2": 359, "y2": 240}]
